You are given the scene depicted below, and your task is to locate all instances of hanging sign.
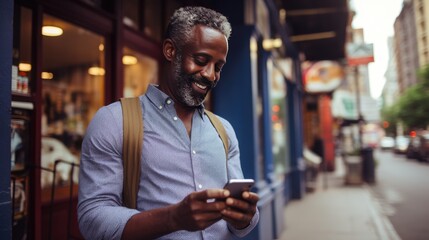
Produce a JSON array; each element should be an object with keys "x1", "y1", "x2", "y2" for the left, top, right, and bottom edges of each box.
[
  {"x1": 347, "y1": 43, "x2": 374, "y2": 66},
  {"x1": 302, "y1": 61, "x2": 344, "y2": 93}
]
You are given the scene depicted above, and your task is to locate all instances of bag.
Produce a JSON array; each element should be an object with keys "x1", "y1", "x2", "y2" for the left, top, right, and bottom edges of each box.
[{"x1": 120, "y1": 97, "x2": 229, "y2": 209}]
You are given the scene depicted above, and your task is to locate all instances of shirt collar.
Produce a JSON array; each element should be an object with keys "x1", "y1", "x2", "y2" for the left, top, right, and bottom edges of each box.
[{"x1": 145, "y1": 84, "x2": 206, "y2": 120}]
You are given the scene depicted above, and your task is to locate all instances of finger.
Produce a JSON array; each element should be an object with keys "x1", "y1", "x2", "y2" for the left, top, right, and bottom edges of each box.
[
  {"x1": 225, "y1": 198, "x2": 256, "y2": 214},
  {"x1": 189, "y1": 200, "x2": 227, "y2": 213},
  {"x1": 241, "y1": 192, "x2": 259, "y2": 204},
  {"x1": 221, "y1": 209, "x2": 253, "y2": 227},
  {"x1": 191, "y1": 189, "x2": 230, "y2": 201}
]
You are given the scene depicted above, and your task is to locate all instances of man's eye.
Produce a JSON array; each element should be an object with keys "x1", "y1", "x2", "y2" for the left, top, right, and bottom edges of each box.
[
  {"x1": 194, "y1": 57, "x2": 208, "y2": 65},
  {"x1": 215, "y1": 65, "x2": 223, "y2": 72}
]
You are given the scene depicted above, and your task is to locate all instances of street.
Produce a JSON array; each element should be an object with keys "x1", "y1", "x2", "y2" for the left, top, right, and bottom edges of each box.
[{"x1": 370, "y1": 149, "x2": 429, "y2": 240}]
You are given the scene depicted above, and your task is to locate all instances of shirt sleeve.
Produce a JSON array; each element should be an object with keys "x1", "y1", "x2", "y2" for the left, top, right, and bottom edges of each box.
[
  {"x1": 77, "y1": 104, "x2": 139, "y2": 240},
  {"x1": 219, "y1": 118, "x2": 260, "y2": 237}
]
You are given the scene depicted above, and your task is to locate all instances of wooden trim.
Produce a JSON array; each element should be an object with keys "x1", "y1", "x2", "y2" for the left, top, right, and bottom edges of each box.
[
  {"x1": 28, "y1": 5, "x2": 43, "y2": 240},
  {"x1": 123, "y1": 28, "x2": 162, "y2": 60},
  {"x1": 41, "y1": 0, "x2": 113, "y2": 36}
]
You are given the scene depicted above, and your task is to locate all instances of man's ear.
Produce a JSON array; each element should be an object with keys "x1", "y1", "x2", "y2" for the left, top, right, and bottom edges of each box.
[{"x1": 163, "y1": 39, "x2": 175, "y2": 61}]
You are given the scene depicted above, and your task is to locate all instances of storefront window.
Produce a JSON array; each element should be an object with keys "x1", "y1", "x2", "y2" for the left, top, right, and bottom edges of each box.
[
  {"x1": 143, "y1": 0, "x2": 162, "y2": 41},
  {"x1": 268, "y1": 59, "x2": 289, "y2": 175},
  {"x1": 41, "y1": 14, "x2": 105, "y2": 189},
  {"x1": 123, "y1": 0, "x2": 162, "y2": 41},
  {"x1": 123, "y1": 47, "x2": 158, "y2": 97},
  {"x1": 123, "y1": 0, "x2": 141, "y2": 30},
  {"x1": 77, "y1": 0, "x2": 114, "y2": 12},
  {"x1": 12, "y1": 7, "x2": 32, "y2": 95}
]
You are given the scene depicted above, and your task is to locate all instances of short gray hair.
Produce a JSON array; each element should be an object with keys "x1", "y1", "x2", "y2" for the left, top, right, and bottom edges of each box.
[{"x1": 165, "y1": 6, "x2": 231, "y2": 48}]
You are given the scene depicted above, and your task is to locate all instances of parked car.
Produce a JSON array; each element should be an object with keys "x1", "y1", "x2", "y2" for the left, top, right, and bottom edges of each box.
[
  {"x1": 394, "y1": 136, "x2": 410, "y2": 154},
  {"x1": 406, "y1": 131, "x2": 429, "y2": 161},
  {"x1": 380, "y1": 136, "x2": 395, "y2": 150}
]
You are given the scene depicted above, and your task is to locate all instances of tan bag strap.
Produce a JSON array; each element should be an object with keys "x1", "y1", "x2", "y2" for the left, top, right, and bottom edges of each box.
[
  {"x1": 120, "y1": 97, "x2": 143, "y2": 209},
  {"x1": 204, "y1": 109, "x2": 229, "y2": 160}
]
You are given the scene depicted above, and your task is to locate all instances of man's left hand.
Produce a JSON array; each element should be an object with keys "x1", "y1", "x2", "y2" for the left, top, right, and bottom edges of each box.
[{"x1": 220, "y1": 191, "x2": 259, "y2": 230}]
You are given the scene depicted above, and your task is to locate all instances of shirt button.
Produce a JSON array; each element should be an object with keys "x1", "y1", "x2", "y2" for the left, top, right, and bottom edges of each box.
[
  {"x1": 198, "y1": 184, "x2": 203, "y2": 189},
  {"x1": 158, "y1": 105, "x2": 163, "y2": 109},
  {"x1": 166, "y1": 99, "x2": 172, "y2": 105},
  {"x1": 173, "y1": 116, "x2": 178, "y2": 121},
  {"x1": 192, "y1": 150, "x2": 196, "y2": 155}
]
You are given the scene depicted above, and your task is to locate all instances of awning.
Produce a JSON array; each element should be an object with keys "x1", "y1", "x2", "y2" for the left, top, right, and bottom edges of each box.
[{"x1": 276, "y1": 0, "x2": 349, "y2": 61}]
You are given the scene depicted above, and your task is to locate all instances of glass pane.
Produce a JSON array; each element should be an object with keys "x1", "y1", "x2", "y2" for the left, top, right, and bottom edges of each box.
[
  {"x1": 12, "y1": 7, "x2": 32, "y2": 95},
  {"x1": 123, "y1": 0, "x2": 141, "y2": 30},
  {"x1": 268, "y1": 59, "x2": 289, "y2": 176},
  {"x1": 143, "y1": 0, "x2": 162, "y2": 41},
  {"x1": 77, "y1": 0, "x2": 114, "y2": 12},
  {"x1": 41, "y1": 14, "x2": 105, "y2": 189},
  {"x1": 123, "y1": 47, "x2": 158, "y2": 97}
]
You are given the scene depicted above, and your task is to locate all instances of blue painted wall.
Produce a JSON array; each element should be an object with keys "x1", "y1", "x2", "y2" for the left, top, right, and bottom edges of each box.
[
  {"x1": 212, "y1": 25, "x2": 258, "y2": 181},
  {"x1": 212, "y1": 25, "x2": 274, "y2": 240},
  {"x1": 0, "y1": 0, "x2": 13, "y2": 238},
  {"x1": 286, "y1": 62, "x2": 305, "y2": 199}
]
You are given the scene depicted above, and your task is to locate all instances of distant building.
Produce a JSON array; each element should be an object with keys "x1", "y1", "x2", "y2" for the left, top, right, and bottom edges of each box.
[
  {"x1": 394, "y1": 0, "x2": 420, "y2": 93},
  {"x1": 413, "y1": 0, "x2": 429, "y2": 67},
  {"x1": 383, "y1": 37, "x2": 400, "y2": 108}
]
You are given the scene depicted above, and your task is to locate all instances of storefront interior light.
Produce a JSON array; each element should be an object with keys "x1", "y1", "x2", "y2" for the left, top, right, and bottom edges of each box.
[
  {"x1": 262, "y1": 38, "x2": 282, "y2": 50},
  {"x1": 41, "y1": 72, "x2": 54, "y2": 80},
  {"x1": 122, "y1": 55, "x2": 138, "y2": 65},
  {"x1": 42, "y1": 26, "x2": 63, "y2": 37},
  {"x1": 99, "y1": 43, "x2": 104, "y2": 51},
  {"x1": 19, "y1": 63, "x2": 32, "y2": 72},
  {"x1": 88, "y1": 67, "x2": 105, "y2": 76}
]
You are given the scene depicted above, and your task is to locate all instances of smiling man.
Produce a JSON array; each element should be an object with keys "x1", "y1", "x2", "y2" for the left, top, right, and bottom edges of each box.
[{"x1": 78, "y1": 6, "x2": 259, "y2": 240}]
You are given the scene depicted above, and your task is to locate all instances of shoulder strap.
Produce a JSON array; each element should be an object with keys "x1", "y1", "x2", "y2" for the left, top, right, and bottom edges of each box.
[
  {"x1": 204, "y1": 109, "x2": 229, "y2": 160},
  {"x1": 120, "y1": 97, "x2": 143, "y2": 209}
]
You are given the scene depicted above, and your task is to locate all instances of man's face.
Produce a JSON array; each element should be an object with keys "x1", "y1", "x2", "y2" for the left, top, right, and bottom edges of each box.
[{"x1": 170, "y1": 25, "x2": 228, "y2": 107}]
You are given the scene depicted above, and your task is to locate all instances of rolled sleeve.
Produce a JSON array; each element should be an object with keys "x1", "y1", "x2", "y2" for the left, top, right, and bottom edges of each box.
[{"x1": 78, "y1": 105, "x2": 139, "y2": 240}]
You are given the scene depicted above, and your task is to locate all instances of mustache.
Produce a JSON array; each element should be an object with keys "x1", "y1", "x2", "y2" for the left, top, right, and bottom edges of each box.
[{"x1": 189, "y1": 74, "x2": 218, "y2": 89}]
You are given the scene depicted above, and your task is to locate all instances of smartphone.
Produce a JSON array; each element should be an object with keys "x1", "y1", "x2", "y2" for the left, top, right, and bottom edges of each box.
[{"x1": 223, "y1": 179, "x2": 255, "y2": 199}]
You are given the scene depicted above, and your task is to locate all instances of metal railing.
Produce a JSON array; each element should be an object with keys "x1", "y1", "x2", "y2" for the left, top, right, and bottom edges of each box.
[{"x1": 11, "y1": 160, "x2": 80, "y2": 240}]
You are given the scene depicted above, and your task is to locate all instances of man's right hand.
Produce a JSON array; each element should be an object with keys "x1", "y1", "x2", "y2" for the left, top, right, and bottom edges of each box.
[
  {"x1": 170, "y1": 189, "x2": 230, "y2": 231},
  {"x1": 122, "y1": 189, "x2": 230, "y2": 239}
]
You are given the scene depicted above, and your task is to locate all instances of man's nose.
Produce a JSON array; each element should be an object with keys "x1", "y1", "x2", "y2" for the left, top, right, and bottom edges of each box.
[{"x1": 201, "y1": 64, "x2": 216, "y2": 81}]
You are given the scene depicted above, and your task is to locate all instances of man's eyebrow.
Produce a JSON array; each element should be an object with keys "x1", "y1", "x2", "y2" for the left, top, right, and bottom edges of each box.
[{"x1": 194, "y1": 53, "x2": 226, "y2": 64}]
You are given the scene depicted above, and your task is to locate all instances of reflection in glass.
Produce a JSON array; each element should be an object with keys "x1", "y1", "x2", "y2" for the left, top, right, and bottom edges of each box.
[
  {"x1": 41, "y1": 14, "x2": 105, "y2": 189},
  {"x1": 123, "y1": 0, "x2": 140, "y2": 30},
  {"x1": 123, "y1": 47, "x2": 158, "y2": 97},
  {"x1": 13, "y1": 7, "x2": 32, "y2": 95},
  {"x1": 268, "y1": 59, "x2": 289, "y2": 176}
]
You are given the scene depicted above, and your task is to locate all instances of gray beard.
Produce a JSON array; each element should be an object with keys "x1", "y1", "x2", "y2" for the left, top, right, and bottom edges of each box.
[{"x1": 173, "y1": 55, "x2": 206, "y2": 107}]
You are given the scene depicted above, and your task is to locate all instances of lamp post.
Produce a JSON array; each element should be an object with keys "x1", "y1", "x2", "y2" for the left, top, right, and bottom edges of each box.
[{"x1": 347, "y1": 42, "x2": 375, "y2": 184}]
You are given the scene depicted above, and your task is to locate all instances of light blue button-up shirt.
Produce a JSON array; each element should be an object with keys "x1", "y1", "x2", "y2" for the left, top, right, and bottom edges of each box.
[{"x1": 78, "y1": 85, "x2": 259, "y2": 239}]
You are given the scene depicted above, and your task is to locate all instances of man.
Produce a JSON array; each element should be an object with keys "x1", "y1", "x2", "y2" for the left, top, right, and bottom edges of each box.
[{"x1": 78, "y1": 6, "x2": 259, "y2": 240}]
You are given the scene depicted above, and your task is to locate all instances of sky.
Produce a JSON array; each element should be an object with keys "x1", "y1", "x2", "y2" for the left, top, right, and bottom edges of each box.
[{"x1": 351, "y1": 0, "x2": 404, "y2": 99}]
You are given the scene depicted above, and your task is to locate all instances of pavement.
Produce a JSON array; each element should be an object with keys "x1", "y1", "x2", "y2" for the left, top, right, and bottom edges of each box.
[{"x1": 278, "y1": 156, "x2": 402, "y2": 240}]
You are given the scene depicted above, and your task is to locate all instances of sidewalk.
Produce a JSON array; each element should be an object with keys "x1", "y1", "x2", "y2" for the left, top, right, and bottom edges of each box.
[{"x1": 278, "y1": 157, "x2": 401, "y2": 240}]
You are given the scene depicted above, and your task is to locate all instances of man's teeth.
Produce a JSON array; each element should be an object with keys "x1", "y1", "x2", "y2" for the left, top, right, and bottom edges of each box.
[{"x1": 195, "y1": 82, "x2": 207, "y2": 90}]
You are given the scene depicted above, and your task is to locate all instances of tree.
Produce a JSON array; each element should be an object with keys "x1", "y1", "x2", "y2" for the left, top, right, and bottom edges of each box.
[
  {"x1": 382, "y1": 65, "x2": 429, "y2": 132},
  {"x1": 396, "y1": 65, "x2": 429, "y2": 130},
  {"x1": 380, "y1": 103, "x2": 399, "y2": 135}
]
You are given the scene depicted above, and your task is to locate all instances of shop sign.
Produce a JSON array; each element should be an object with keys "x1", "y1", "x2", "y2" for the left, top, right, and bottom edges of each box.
[
  {"x1": 302, "y1": 61, "x2": 344, "y2": 93},
  {"x1": 347, "y1": 43, "x2": 374, "y2": 66},
  {"x1": 332, "y1": 89, "x2": 358, "y2": 120}
]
